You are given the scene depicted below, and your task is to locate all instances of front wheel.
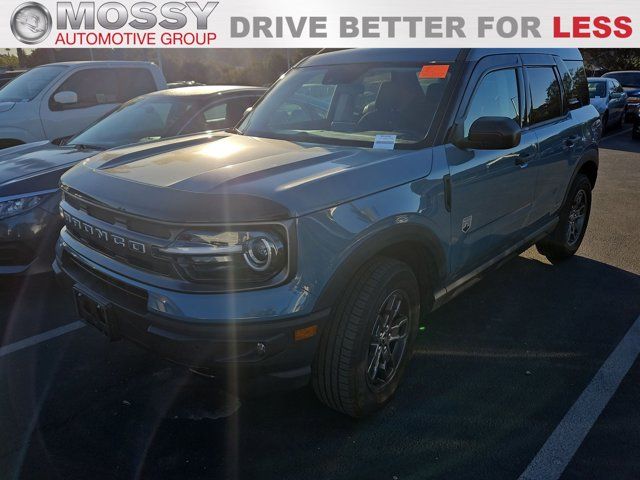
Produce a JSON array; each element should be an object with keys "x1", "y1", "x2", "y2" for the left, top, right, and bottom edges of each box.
[
  {"x1": 312, "y1": 257, "x2": 420, "y2": 417},
  {"x1": 536, "y1": 173, "x2": 592, "y2": 263}
]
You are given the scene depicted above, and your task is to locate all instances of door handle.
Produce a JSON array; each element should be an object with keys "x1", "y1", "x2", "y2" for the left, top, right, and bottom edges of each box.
[
  {"x1": 564, "y1": 135, "x2": 581, "y2": 149},
  {"x1": 515, "y1": 152, "x2": 532, "y2": 167}
]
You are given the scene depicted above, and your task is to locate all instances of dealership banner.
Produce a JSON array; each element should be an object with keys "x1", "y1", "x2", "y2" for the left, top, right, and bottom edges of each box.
[{"x1": 1, "y1": 0, "x2": 638, "y2": 48}]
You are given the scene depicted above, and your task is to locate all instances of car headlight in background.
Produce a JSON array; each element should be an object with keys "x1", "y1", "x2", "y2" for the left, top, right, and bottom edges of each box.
[
  {"x1": 158, "y1": 228, "x2": 287, "y2": 285},
  {"x1": 0, "y1": 192, "x2": 53, "y2": 220}
]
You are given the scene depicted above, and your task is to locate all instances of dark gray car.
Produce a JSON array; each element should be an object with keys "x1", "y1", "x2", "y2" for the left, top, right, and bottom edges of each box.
[
  {"x1": 588, "y1": 77, "x2": 627, "y2": 130},
  {"x1": 0, "y1": 86, "x2": 265, "y2": 275}
]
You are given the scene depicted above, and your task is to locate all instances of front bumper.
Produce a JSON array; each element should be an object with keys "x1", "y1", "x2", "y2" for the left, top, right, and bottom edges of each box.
[
  {"x1": 0, "y1": 195, "x2": 62, "y2": 275},
  {"x1": 54, "y1": 232, "x2": 329, "y2": 380}
]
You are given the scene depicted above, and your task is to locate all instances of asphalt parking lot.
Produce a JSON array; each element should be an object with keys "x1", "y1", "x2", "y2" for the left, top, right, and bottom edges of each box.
[{"x1": 1, "y1": 127, "x2": 639, "y2": 480}]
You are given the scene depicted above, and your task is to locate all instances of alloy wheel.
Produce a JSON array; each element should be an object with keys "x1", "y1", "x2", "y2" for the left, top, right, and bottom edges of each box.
[
  {"x1": 567, "y1": 189, "x2": 588, "y2": 246},
  {"x1": 366, "y1": 289, "x2": 411, "y2": 390}
]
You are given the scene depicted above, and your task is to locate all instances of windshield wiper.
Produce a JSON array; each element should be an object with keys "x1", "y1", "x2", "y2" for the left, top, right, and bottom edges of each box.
[
  {"x1": 70, "y1": 143, "x2": 107, "y2": 151},
  {"x1": 226, "y1": 127, "x2": 243, "y2": 135}
]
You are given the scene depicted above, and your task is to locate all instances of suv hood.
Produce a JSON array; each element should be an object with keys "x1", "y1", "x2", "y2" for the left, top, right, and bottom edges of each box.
[
  {"x1": 0, "y1": 142, "x2": 98, "y2": 197},
  {"x1": 62, "y1": 133, "x2": 432, "y2": 223}
]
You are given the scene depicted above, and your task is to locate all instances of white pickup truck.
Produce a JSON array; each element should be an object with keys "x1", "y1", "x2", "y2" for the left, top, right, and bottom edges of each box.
[{"x1": 0, "y1": 61, "x2": 166, "y2": 149}]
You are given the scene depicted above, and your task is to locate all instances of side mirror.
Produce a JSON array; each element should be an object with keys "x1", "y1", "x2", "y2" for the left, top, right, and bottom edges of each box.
[
  {"x1": 568, "y1": 98, "x2": 582, "y2": 110},
  {"x1": 53, "y1": 91, "x2": 78, "y2": 106},
  {"x1": 457, "y1": 116, "x2": 522, "y2": 150}
]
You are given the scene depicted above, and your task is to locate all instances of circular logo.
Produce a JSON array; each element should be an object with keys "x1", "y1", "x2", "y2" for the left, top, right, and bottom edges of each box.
[{"x1": 11, "y1": 2, "x2": 52, "y2": 45}]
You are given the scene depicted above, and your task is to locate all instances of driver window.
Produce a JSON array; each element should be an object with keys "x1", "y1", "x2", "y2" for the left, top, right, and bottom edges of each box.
[
  {"x1": 50, "y1": 69, "x2": 119, "y2": 111},
  {"x1": 464, "y1": 69, "x2": 520, "y2": 138}
]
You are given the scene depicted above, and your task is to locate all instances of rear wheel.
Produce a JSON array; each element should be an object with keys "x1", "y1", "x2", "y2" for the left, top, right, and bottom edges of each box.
[
  {"x1": 312, "y1": 257, "x2": 420, "y2": 417},
  {"x1": 536, "y1": 173, "x2": 592, "y2": 263}
]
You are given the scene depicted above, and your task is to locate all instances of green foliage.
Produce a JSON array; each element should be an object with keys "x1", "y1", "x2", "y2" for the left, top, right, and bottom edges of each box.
[
  {"x1": 0, "y1": 53, "x2": 19, "y2": 69},
  {"x1": 582, "y1": 49, "x2": 640, "y2": 73}
]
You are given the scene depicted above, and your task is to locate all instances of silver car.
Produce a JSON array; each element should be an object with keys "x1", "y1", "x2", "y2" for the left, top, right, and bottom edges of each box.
[{"x1": 588, "y1": 77, "x2": 627, "y2": 131}]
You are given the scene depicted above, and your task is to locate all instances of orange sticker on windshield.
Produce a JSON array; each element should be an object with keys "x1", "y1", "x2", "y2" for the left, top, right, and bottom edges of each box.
[{"x1": 419, "y1": 65, "x2": 449, "y2": 79}]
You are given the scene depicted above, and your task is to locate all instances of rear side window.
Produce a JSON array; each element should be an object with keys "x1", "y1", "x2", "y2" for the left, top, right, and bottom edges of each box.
[
  {"x1": 527, "y1": 67, "x2": 562, "y2": 125},
  {"x1": 463, "y1": 68, "x2": 520, "y2": 138},
  {"x1": 562, "y1": 60, "x2": 590, "y2": 108},
  {"x1": 121, "y1": 68, "x2": 156, "y2": 102},
  {"x1": 181, "y1": 96, "x2": 261, "y2": 134}
]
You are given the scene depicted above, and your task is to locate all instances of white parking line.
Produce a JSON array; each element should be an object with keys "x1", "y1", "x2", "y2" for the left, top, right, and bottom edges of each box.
[
  {"x1": 0, "y1": 321, "x2": 85, "y2": 358},
  {"x1": 519, "y1": 314, "x2": 640, "y2": 480}
]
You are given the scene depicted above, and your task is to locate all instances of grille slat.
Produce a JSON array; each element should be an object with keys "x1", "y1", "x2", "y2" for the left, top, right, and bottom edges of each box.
[{"x1": 62, "y1": 192, "x2": 178, "y2": 278}]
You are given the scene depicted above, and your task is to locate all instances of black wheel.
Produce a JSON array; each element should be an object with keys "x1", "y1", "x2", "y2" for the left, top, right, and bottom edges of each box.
[
  {"x1": 601, "y1": 112, "x2": 609, "y2": 132},
  {"x1": 312, "y1": 257, "x2": 420, "y2": 417},
  {"x1": 536, "y1": 174, "x2": 592, "y2": 263},
  {"x1": 632, "y1": 124, "x2": 640, "y2": 140}
]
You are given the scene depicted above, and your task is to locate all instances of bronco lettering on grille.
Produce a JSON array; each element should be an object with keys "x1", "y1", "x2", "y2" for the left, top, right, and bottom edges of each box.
[{"x1": 63, "y1": 210, "x2": 147, "y2": 255}]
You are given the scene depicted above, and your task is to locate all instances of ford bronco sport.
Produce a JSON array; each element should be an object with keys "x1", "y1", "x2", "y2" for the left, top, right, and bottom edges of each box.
[{"x1": 54, "y1": 49, "x2": 600, "y2": 417}]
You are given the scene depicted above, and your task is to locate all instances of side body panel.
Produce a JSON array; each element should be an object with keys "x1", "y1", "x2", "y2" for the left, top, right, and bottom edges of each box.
[{"x1": 444, "y1": 54, "x2": 539, "y2": 276}]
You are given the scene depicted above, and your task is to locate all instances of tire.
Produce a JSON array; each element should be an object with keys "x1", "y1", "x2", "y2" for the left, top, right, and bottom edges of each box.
[
  {"x1": 312, "y1": 257, "x2": 420, "y2": 417},
  {"x1": 536, "y1": 173, "x2": 592, "y2": 263},
  {"x1": 632, "y1": 124, "x2": 640, "y2": 140},
  {"x1": 601, "y1": 112, "x2": 609, "y2": 132}
]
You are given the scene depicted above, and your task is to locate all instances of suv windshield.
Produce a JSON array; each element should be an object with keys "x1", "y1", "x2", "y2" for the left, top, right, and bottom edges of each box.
[
  {"x1": 68, "y1": 95, "x2": 200, "y2": 149},
  {"x1": 238, "y1": 62, "x2": 451, "y2": 147},
  {"x1": 0, "y1": 65, "x2": 67, "y2": 102},
  {"x1": 604, "y1": 72, "x2": 640, "y2": 87}
]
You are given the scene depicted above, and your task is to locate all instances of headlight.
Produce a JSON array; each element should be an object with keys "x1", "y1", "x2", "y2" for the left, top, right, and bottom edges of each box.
[
  {"x1": 159, "y1": 228, "x2": 287, "y2": 285},
  {"x1": 0, "y1": 193, "x2": 51, "y2": 220}
]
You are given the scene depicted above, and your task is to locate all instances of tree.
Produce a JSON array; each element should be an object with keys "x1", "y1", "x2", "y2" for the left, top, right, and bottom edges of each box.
[{"x1": 581, "y1": 49, "x2": 640, "y2": 73}]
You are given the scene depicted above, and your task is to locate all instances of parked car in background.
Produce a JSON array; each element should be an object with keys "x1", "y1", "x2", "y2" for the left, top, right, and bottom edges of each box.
[
  {"x1": 588, "y1": 77, "x2": 627, "y2": 131},
  {"x1": 601, "y1": 70, "x2": 640, "y2": 122},
  {"x1": 54, "y1": 48, "x2": 600, "y2": 417},
  {"x1": 0, "y1": 69, "x2": 26, "y2": 89},
  {"x1": 0, "y1": 85, "x2": 265, "y2": 275},
  {"x1": 0, "y1": 61, "x2": 167, "y2": 149}
]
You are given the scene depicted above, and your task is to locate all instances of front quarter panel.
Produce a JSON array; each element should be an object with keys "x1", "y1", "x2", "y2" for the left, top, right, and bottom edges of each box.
[{"x1": 297, "y1": 150, "x2": 451, "y2": 311}]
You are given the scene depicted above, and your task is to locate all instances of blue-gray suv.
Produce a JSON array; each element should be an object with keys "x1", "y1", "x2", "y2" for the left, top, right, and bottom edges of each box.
[{"x1": 54, "y1": 49, "x2": 600, "y2": 417}]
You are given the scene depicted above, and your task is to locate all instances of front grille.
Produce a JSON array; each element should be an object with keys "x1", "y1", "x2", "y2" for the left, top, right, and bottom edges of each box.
[
  {"x1": 64, "y1": 191, "x2": 173, "y2": 239},
  {"x1": 0, "y1": 243, "x2": 35, "y2": 266},
  {"x1": 62, "y1": 191, "x2": 178, "y2": 278}
]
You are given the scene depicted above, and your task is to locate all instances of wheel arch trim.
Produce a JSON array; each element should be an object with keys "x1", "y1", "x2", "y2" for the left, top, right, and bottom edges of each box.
[{"x1": 314, "y1": 221, "x2": 447, "y2": 312}]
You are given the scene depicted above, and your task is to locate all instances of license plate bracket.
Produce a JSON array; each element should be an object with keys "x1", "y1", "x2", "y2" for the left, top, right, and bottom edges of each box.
[{"x1": 73, "y1": 285, "x2": 120, "y2": 341}]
